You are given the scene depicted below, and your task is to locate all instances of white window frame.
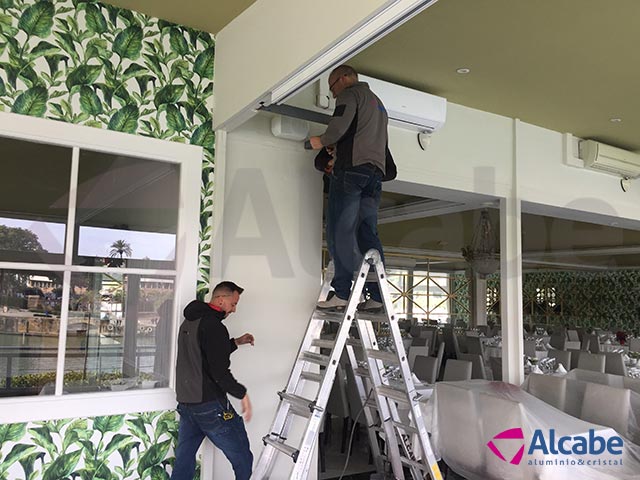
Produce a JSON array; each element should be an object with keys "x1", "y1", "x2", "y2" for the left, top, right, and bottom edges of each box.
[{"x1": 0, "y1": 112, "x2": 202, "y2": 423}]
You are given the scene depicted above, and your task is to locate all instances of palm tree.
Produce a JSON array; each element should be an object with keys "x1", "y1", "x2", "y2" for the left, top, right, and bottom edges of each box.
[{"x1": 109, "y1": 240, "x2": 132, "y2": 260}]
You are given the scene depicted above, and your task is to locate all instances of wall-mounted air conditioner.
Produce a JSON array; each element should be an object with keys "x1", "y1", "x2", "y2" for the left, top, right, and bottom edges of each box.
[
  {"x1": 579, "y1": 140, "x2": 640, "y2": 178},
  {"x1": 360, "y1": 75, "x2": 447, "y2": 133}
]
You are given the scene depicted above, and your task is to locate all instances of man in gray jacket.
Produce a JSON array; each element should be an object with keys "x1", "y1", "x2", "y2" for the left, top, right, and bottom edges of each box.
[
  {"x1": 171, "y1": 281, "x2": 254, "y2": 480},
  {"x1": 309, "y1": 64, "x2": 388, "y2": 311}
]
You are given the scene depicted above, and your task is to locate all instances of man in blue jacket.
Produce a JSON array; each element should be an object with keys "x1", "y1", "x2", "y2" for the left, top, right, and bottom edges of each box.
[
  {"x1": 309, "y1": 64, "x2": 388, "y2": 311},
  {"x1": 171, "y1": 281, "x2": 254, "y2": 480}
]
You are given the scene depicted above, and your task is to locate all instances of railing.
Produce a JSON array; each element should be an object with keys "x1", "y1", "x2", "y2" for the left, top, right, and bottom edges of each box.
[{"x1": 0, "y1": 345, "x2": 157, "y2": 391}]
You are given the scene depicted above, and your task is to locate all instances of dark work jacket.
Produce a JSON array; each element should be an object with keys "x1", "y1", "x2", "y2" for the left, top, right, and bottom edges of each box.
[
  {"x1": 175, "y1": 300, "x2": 246, "y2": 403},
  {"x1": 320, "y1": 81, "x2": 389, "y2": 174}
]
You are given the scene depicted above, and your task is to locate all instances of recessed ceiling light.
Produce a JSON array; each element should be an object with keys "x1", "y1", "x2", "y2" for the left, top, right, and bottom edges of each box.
[
  {"x1": 456, "y1": 67, "x2": 470, "y2": 74},
  {"x1": 610, "y1": 118, "x2": 622, "y2": 123}
]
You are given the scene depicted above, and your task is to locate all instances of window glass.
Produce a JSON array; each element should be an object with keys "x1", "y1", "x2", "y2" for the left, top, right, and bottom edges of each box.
[
  {"x1": 63, "y1": 273, "x2": 174, "y2": 393},
  {"x1": 0, "y1": 137, "x2": 71, "y2": 264},
  {"x1": 0, "y1": 269, "x2": 64, "y2": 397},
  {"x1": 74, "y1": 151, "x2": 180, "y2": 269}
]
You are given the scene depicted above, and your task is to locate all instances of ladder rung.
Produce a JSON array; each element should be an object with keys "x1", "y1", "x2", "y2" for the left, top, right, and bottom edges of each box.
[
  {"x1": 289, "y1": 405, "x2": 312, "y2": 419},
  {"x1": 313, "y1": 311, "x2": 347, "y2": 323},
  {"x1": 300, "y1": 351, "x2": 330, "y2": 366},
  {"x1": 399, "y1": 456, "x2": 428, "y2": 471},
  {"x1": 354, "y1": 367, "x2": 369, "y2": 377},
  {"x1": 356, "y1": 313, "x2": 389, "y2": 323},
  {"x1": 346, "y1": 338, "x2": 362, "y2": 348},
  {"x1": 392, "y1": 420, "x2": 418, "y2": 435},
  {"x1": 311, "y1": 338, "x2": 335, "y2": 349},
  {"x1": 278, "y1": 391, "x2": 318, "y2": 413},
  {"x1": 262, "y1": 435, "x2": 300, "y2": 463},
  {"x1": 365, "y1": 398, "x2": 378, "y2": 409},
  {"x1": 377, "y1": 385, "x2": 409, "y2": 403},
  {"x1": 300, "y1": 371, "x2": 323, "y2": 383},
  {"x1": 366, "y1": 349, "x2": 399, "y2": 364}
]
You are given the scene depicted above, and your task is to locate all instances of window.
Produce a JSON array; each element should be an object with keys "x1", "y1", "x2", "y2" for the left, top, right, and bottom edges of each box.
[
  {"x1": 0, "y1": 117, "x2": 200, "y2": 404},
  {"x1": 385, "y1": 268, "x2": 453, "y2": 323}
]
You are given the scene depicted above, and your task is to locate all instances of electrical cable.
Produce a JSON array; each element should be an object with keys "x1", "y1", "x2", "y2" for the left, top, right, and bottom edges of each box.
[{"x1": 337, "y1": 388, "x2": 375, "y2": 480}]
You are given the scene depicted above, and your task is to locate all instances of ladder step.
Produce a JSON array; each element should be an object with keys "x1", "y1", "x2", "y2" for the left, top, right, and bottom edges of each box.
[
  {"x1": 366, "y1": 349, "x2": 399, "y2": 364},
  {"x1": 365, "y1": 398, "x2": 378, "y2": 409},
  {"x1": 300, "y1": 371, "x2": 323, "y2": 383},
  {"x1": 313, "y1": 311, "x2": 347, "y2": 323},
  {"x1": 356, "y1": 312, "x2": 389, "y2": 323},
  {"x1": 311, "y1": 338, "x2": 335, "y2": 349},
  {"x1": 392, "y1": 420, "x2": 418, "y2": 435},
  {"x1": 346, "y1": 338, "x2": 362, "y2": 348},
  {"x1": 377, "y1": 385, "x2": 409, "y2": 403},
  {"x1": 262, "y1": 435, "x2": 300, "y2": 463},
  {"x1": 300, "y1": 351, "x2": 330, "y2": 366},
  {"x1": 399, "y1": 456, "x2": 428, "y2": 471},
  {"x1": 278, "y1": 391, "x2": 318, "y2": 413},
  {"x1": 354, "y1": 367, "x2": 369, "y2": 377}
]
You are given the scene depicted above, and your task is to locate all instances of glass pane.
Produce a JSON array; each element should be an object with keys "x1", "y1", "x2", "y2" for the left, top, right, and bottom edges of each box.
[
  {"x1": 74, "y1": 151, "x2": 180, "y2": 269},
  {"x1": 0, "y1": 269, "x2": 64, "y2": 397},
  {"x1": 64, "y1": 273, "x2": 174, "y2": 393},
  {"x1": 0, "y1": 137, "x2": 71, "y2": 264}
]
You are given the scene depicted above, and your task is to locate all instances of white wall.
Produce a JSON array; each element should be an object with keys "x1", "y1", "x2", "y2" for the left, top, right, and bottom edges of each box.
[
  {"x1": 210, "y1": 114, "x2": 323, "y2": 479},
  {"x1": 214, "y1": 0, "x2": 390, "y2": 128}
]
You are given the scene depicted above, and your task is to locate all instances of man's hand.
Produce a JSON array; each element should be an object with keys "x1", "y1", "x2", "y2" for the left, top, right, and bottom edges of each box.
[
  {"x1": 241, "y1": 394, "x2": 252, "y2": 422},
  {"x1": 309, "y1": 136, "x2": 323, "y2": 150},
  {"x1": 235, "y1": 333, "x2": 255, "y2": 346}
]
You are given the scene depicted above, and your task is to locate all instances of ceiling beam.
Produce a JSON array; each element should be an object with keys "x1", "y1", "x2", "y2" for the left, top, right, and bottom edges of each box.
[
  {"x1": 524, "y1": 245, "x2": 640, "y2": 259},
  {"x1": 378, "y1": 199, "x2": 483, "y2": 224}
]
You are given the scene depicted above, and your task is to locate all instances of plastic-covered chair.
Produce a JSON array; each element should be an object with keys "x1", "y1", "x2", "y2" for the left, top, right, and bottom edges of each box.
[
  {"x1": 629, "y1": 337, "x2": 640, "y2": 353},
  {"x1": 547, "y1": 349, "x2": 571, "y2": 372},
  {"x1": 466, "y1": 336, "x2": 484, "y2": 357},
  {"x1": 567, "y1": 329, "x2": 580, "y2": 342},
  {"x1": 458, "y1": 353, "x2": 487, "y2": 380},
  {"x1": 577, "y1": 352, "x2": 606, "y2": 373},
  {"x1": 442, "y1": 359, "x2": 472, "y2": 381},
  {"x1": 524, "y1": 339, "x2": 537, "y2": 358},
  {"x1": 489, "y1": 356, "x2": 502, "y2": 381},
  {"x1": 566, "y1": 348, "x2": 581, "y2": 371},
  {"x1": 527, "y1": 373, "x2": 567, "y2": 411},
  {"x1": 408, "y1": 345, "x2": 429, "y2": 369},
  {"x1": 580, "y1": 382, "x2": 630, "y2": 437},
  {"x1": 604, "y1": 352, "x2": 628, "y2": 377},
  {"x1": 588, "y1": 334, "x2": 602, "y2": 354},
  {"x1": 413, "y1": 354, "x2": 438, "y2": 384}
]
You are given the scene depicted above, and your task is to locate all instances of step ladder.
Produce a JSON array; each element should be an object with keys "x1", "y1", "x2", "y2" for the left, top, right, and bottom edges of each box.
[{"x1": 253, "y1": 249, "x2": 442, "y2": 480}]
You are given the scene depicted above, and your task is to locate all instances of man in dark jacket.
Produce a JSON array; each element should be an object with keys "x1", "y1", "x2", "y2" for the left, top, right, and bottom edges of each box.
[
  {"x1": 171, "y1": 281, "x2": 254, "y2": 480},
  {"x1": 309, "y1": 64, "x2": 388, "y2": 311}
]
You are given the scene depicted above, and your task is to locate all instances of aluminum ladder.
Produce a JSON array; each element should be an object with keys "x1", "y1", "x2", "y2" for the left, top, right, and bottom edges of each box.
[{"x1": 253, "y1": 249, "x2": 442, "y2": 480}]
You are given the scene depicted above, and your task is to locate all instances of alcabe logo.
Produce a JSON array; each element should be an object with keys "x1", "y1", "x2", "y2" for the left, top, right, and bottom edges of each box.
[
  {"x1": 486, "y1": 428, "x2": 625, "y2": 468},
  {"x1": 487, "y1": 428, "x2": 525, "y2": 465}
]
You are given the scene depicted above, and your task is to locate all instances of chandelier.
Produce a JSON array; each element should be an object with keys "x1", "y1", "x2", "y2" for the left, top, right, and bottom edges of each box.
[{"x1": 461, "y1": 209, "x2": 499, "y2": 278}]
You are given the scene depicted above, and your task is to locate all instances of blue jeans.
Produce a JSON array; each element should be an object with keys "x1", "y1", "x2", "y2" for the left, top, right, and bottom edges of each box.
[
  {"x1": 328, "y1": 164, "x2": 385, "y2": 302},
  {"x1": 171, "y1": 399, "x2": 253, "y2": 480}
]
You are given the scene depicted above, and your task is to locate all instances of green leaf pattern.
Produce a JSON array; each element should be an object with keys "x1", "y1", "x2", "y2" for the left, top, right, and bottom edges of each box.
[
  {"x1": 0, "y1": 0, "x2": 215, "y2": 300},
  {"x1": 0, "y1": 411, "x2": 181, "y2": 479},
  {"x1": 0, "y1": 1, "x2": 216, "y2": 477}
]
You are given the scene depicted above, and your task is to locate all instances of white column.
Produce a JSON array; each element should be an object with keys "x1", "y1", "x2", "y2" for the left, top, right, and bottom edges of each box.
[
  {"x1": 500, "y1": 119, "x2": 524, "y2": 384},
  {"x1": 208, "y1": 114, "x2": 323, "y2": 479},
  {"x1": 471, "y1": 273, "x2": 487, "y2": 327}
]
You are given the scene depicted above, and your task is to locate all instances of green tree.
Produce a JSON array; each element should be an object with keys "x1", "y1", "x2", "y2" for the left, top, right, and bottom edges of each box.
[
  {"x1": 108, "y1": 240, "x2": 132, "y2": 260},
  {"x1": 0, "y1": 225, "x2": 45, "y2": 252}
]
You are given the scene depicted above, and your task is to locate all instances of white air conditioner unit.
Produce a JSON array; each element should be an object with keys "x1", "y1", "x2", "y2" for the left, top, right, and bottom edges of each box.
[
  {"x1": 580, "y1": 140, "x2": 640, "y2": 178},
  {"x1": 360, "y1": 75, "x2": 447, "y2": 133}
]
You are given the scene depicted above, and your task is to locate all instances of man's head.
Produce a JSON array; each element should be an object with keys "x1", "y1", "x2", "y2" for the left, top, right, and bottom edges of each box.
[
  {"x1": 328, "y1": 65, "x2": 358, "y2": 98},
  {"x1": 210, "y1": 281, "x2": 244, "y2": 318}
]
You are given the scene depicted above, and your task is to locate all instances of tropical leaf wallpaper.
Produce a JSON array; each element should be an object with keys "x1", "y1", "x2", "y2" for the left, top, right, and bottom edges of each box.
[
  {"x1": 0, "y1": 411, "x2": 187, "y2": 479},
  {"x1": 453, "y1": 270, "x2": 640, "y2": 331},
  {"x1": 0, "y1": 0, "x2": 216, "y2": 477},
  {"x1": 0, "y1": 0, "x2": 215, "y2": 301}
]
